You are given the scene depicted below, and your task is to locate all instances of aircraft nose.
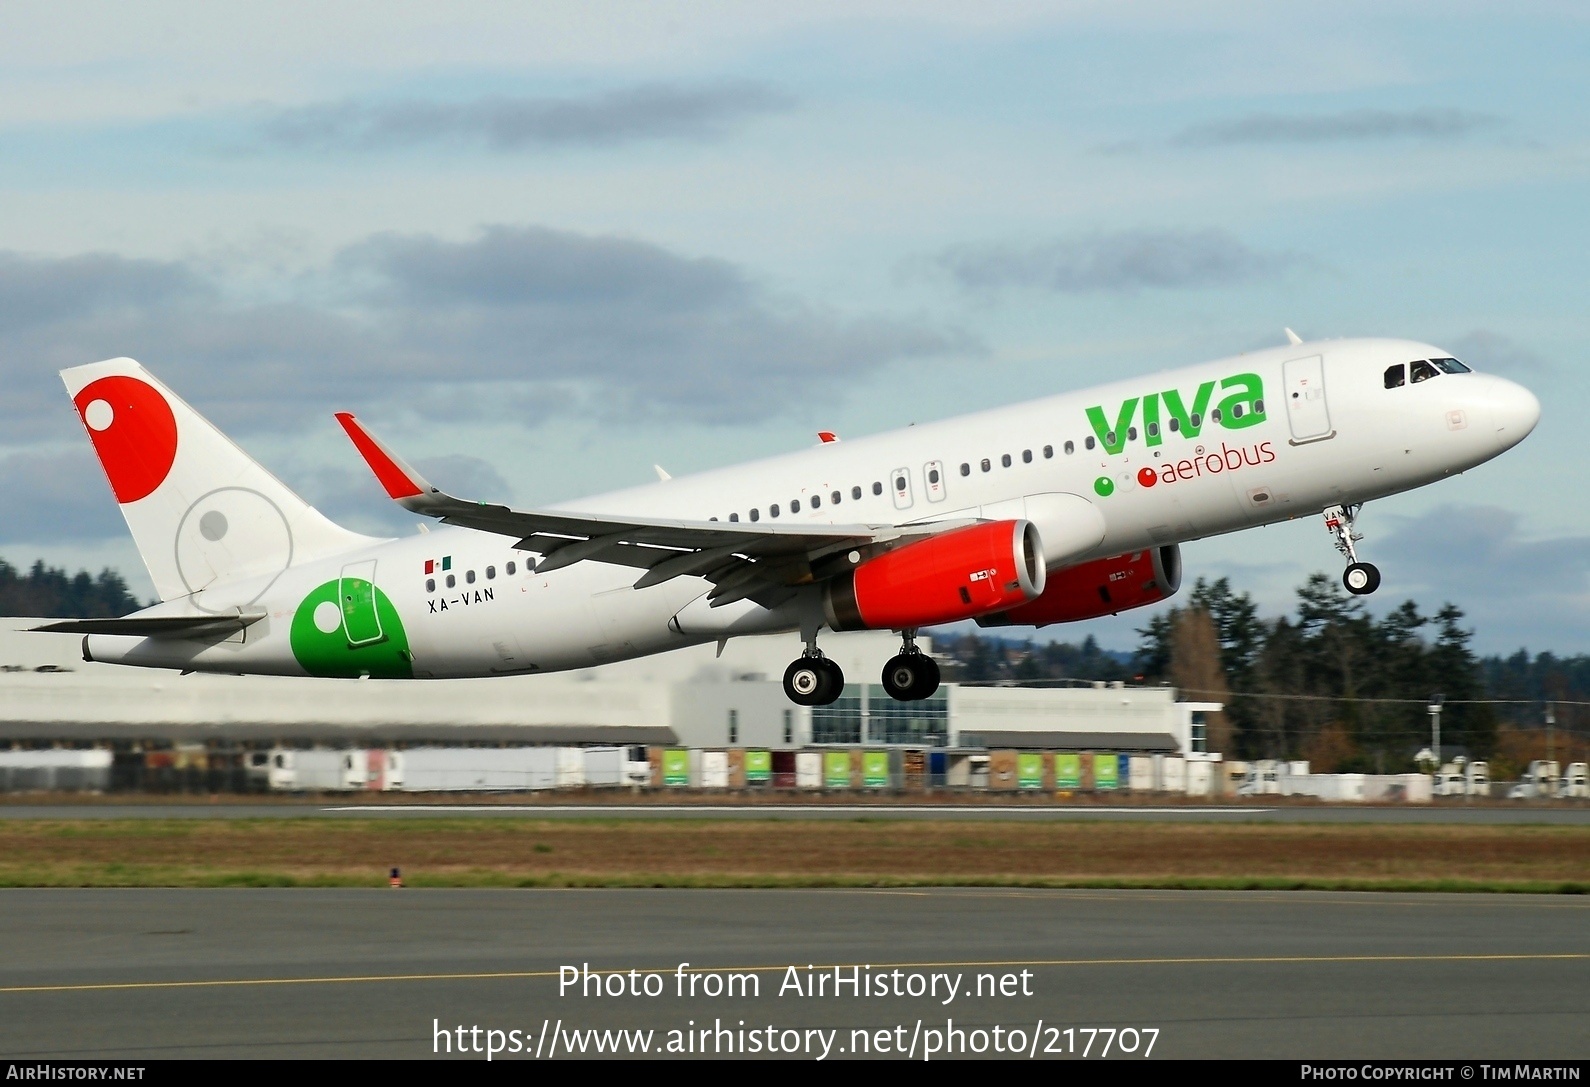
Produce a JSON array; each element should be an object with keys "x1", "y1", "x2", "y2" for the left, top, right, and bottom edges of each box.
[{"x1": 1487, "y1": 376, "x2": 1541, "y2": 451}]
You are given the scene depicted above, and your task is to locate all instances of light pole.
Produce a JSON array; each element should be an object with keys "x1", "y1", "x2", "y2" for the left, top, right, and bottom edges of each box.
[
  {"x1": 1428, "y1": 694, "x2": 1445, "y2": 777},
  {"x1": 1545, "y1": 703, "x2": 1555, "y2": 765}
]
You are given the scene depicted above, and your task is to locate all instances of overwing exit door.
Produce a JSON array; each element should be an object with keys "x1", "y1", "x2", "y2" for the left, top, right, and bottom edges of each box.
[
  {"x1": 339, "y1": 559, "x2": 386, "y2": 646},
  {"x1": 1283, "y1": 355, "x2": 1334, "y2": 444}
]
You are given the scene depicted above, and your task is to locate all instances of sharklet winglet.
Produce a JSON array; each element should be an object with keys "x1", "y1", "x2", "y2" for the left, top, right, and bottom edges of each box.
[{"x1": 334, "y1": 412, "x2": 431, "y2": 504}]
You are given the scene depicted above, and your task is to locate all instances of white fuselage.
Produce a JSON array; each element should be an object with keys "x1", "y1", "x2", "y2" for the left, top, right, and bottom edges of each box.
[{"x1": 87, "y1": 337, "x2": 1539, "y2": 678}]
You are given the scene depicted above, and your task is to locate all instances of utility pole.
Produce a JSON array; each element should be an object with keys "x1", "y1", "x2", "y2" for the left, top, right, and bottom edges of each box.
[
  {"x1": 1545, "y1": 702, "x2": 1555, "y2": 764},
  {"x1": 1428, "y1": 694, "x2": 1445, "y2": 777}
]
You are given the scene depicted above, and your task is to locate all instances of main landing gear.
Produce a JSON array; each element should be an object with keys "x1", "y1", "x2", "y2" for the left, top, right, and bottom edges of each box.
[
  {"x1": 1323, "y1": 503, "x2": 1381, "y2": 596},
  {"x1": 783, "y1": 645, "x2": 844, "y2": 707},
  {"x1": 881, "y1": 630, "x2": 941, "y2": 702}
]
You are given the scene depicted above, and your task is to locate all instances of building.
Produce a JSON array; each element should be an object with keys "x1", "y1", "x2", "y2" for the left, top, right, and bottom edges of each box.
[{"x1": 0, "y1": 621, "x2": 1218, "y2": 755}]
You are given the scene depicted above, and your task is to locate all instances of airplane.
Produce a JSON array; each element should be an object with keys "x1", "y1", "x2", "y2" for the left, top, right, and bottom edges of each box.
[{"x1": 37, "y1": 333, "x2": 1539, "y2": 706}]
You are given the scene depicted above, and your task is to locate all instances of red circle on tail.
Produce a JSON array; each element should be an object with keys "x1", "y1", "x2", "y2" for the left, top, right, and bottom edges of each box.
[
  {"x1": 1137, "y1": 466, "x2": 1159, "y2": 488},
  {"x1": 73, "y1": 376, "x2": 178, "y2": 504}
]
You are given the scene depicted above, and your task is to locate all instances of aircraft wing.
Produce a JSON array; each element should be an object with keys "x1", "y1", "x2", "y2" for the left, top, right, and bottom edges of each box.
[{"x1": 335, "y1": 413, "x2": 962, "y2": 607}]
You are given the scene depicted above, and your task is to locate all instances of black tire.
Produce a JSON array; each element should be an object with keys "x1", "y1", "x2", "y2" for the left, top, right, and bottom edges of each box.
[
  {"x1": 783, "y1": 658, "x2": 826, "y2": 705},
  {"x1": 910, "y1": 655, "x2": 941, "y2": 700},
  {"x1": 812, "y1": 657, "x2": 846, "y2": 706},
  {"x1": 881, "y1": 653, "x2": 924, "y2": 701},
  {"x1": 1343, "y1": 562, "x2": 1381, "y2": 595}
]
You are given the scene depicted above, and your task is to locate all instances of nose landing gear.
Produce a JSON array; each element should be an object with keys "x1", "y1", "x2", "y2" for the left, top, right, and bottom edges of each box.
[
  {"x1": 1324, "y1": 503, "x2": 1381, "y2": 595},
  {"x1": 881, "y1": 630, "x2": 941, "y2": 701}
]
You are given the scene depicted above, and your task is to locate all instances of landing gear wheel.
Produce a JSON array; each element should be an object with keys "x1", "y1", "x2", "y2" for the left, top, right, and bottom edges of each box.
[
  {"x1": 784, "y1": 655, "x2": 846, "y2": 706},
  {"x1": 881, "y1": 652, "x2": 940, "y2": 701},
  {"x1": 783, "y1": 658, "x2": 826, "y2": 706},
  {"x1": 812, "y1": 657, "x2": 845, "y2": 706},
  {"x1": 1343, "y1": 562, "x2": 1381, "y2": 596}
]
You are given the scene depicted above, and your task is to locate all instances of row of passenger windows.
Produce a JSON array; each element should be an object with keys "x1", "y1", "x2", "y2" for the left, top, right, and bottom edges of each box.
[
  {"x1": 426, "y1": 560, "x2": 518, "y2": 594},
  {"x1": 715, "y1": 481, "x2": 888, "y2": 523},
  {"x1": 1384, "y1": 357, "x2": 1471, "y2": 389},
  {"x1": 708, "y1": 400, "x2": 1277, "y2": 523}
]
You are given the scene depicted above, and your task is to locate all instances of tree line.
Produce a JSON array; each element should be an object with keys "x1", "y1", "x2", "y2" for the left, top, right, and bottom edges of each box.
[
  {"x1": 0, "y1": 559, "x2": 143, "y2": 619},
  {"x1": 936, "y1": 574, "x2": 1587, "y2": 779}
]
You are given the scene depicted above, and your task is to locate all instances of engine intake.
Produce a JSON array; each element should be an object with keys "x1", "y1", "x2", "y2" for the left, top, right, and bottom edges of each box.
[
  {"x1": 825, "y1": 519, "x2": 1046, "y2": 631},
  {"x1": 977, "y1": 544, "x2": 1181, "y2": 628}
]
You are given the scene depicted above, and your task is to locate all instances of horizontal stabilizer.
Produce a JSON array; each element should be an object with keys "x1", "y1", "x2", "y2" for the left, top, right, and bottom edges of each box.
[{"x1": 32, "y1": 609, "x2": 267, "y2": 640}]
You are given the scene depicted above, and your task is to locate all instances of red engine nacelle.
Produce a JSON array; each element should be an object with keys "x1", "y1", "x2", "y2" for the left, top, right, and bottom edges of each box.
[
  {"x1": 977, "y1": 544, "x2": 1181, "y2": 628},
  {"x1": 825, "y1": 519, "x2": 1046, "y2": 631}
]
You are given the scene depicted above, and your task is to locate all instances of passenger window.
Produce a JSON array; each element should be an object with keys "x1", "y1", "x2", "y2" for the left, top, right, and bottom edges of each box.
[
  {"x1": 486, "y1": 566, "x2": 496, "y2": 579},
  {"x1": 1022, "y1": 449, "x2": 1032, "y2": 463},
  {"x1": 1085, "y1": 436, "x2": 1096, "y2": 450},
  {"x1": 791, "y1": 499, "x2": 801, "y2": 513},
  {"x1": 729, "y1": 512, "x2": 739, "y2": 522},
  {"x1": 1105, "y1": 431, "x2": 1116, "y2": 446},
  {"x1": 1210, "y1": 409, "x2": 1221, "y2": 423},
  {"x1": 1147, "y1": 422, "x2": 1159, "y2": 437},
  {"x1": 1168, "y1": 418, "x2": 1179, "y2": 432},
  {"x1": 810, "y1": 494, "x2": 820, "y2": 509},
  {"x1": 1255, "y1": 399, "x2": 1265, "y2": 414},
  {"x1": 506, "y1": 562, "x2": 516, "y2": 575},
  {"x1": 1063, "y1": 441, "x2": 1074, "y2": 455},
  {"x1": 426, "y1": 578, "x2": 435, "y2": 593},
  {"x1": 1411, "y1": 359, "x2": 1440, "y2": 383},
  {"x1": 1190, "y1": 413, "x2": 1202, "y2": 428},
  {"x1": 1001, "y1": 453, "x2": 1012, "y2": 467},
  {"x1": 446, "y1": 574, "x2": 456, "y2": 589},
  {"x1": 852, "y1": 486, "x2": 862, "y2": 500},
  {"x1": 872, "y1": 482, "x2": 883, "y2": 496},
  {"x1": 960, "y1": 463, "x2": 970, "y2": 476},
  {"x1": 466, "y1": 570, "x2": 476, "y2": 584},
  {"x1": 1231, "y1": 405, "x2": 1244, "y2": 419},
  {"x1": 1127, "y1": 427, "x2": 1138, "y2": 441},
  {"x1": 832, "y1": 490, "x2": 841, "y2": 504},
  {"x1": 709, "y1": 516, "x2": 718, "y2": 521},
  {"x1": 1384, "y1": 364, "x2": 1406, "y2": 389},
  {"x1": 893, "y1": 475, "x2": 906, "y2": 492},
  {"x1": 770, "y1": 503, "x2": 780, "y2": 518},
  {"x1": 1432, "y1": 357, "x2": 1471, "y2": 373},
  {"x1": 981, "y1": 458, "x2": 991, "y2": 472},
  {"x1": 928, "y1": 467, "x2": 940, "y2": 484},
  {"x1": 1043, "y1": 445, "x2": 1053, "y2": 459},
  {"x1": 750, "y1": 509, "x2": 760, "y2": 522}
]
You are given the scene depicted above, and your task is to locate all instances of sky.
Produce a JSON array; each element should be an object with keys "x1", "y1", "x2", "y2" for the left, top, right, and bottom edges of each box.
[{"x1": 0, "y1": 1, "x2": 1586, "y2": 655}]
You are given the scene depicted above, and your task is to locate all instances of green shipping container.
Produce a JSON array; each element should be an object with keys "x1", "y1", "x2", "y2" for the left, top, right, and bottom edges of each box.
[
  {"x1": 862, "y1": 751, "x2": 890, "y2": 788},
  {"x1": 1017, "y1": 753, "x2": 1044, "y2": 789},
  {"x1": 824, "y1": 751, "x2": 852, "y2": 788},
  {"x1": 1095, "y1": 753, "x2": 1119, "y2": 791},
  {"x1": 744, "y1": 750, "x2": 772, "y2": 783},
  {"x1": 662, "y1": 749, "x2": 690, "y2": 786},
  {"x1": 1055, "y1": 753, "x2": 1082, "y2": 790}
]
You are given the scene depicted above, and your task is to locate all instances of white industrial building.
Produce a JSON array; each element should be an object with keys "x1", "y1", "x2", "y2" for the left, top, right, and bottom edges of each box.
[{"x1": 0, "y1": 621, "x2": 1217, "y2": 754}]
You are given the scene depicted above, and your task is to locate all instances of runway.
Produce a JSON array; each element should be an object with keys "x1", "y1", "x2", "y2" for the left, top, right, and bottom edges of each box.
[
  {"x1": 1, "y1": 888, "x2": 1585, "y2": 1059},
  {"x1": 2, "y1": 801, "x2": 1588, "y2": 823}
]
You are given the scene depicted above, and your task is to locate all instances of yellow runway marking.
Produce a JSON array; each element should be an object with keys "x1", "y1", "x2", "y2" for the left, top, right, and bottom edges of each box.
[{"x1": 3, "y1": 953, "x2": 1587, "y2": 995}]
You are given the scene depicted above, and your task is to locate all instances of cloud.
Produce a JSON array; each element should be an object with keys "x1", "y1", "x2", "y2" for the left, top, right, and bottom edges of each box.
[
  {"x1": 0, "y1": 226, "x2": 970, "y2": 442},
  {"x1": 258, "y1": 82, "x2": 792, "y2": 152},
  {"x1": 1174, "y1": 108, "x2": 1502, "y2": 148},
  {"x1": 932, "y1": 229, "x2": 1295, "y2": 294},
  {"x1": 1376, "y1": 505, "x2": 1590, "y2": 654},
  {"x1": 0, "y1": 448, "x2": 125, "y2": 543},
  {"x1": 1444, "y1": 330, "x2": 1554, "y2": 378}
]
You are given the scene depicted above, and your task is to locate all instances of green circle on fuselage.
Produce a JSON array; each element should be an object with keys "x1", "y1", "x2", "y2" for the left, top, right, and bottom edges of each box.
[
  {"x1": 289, "y1": 579, "x2": 413, "y2": 679},
  {"x1": 1093, "y1": 476, "x2": 1115, "y2": 497}
]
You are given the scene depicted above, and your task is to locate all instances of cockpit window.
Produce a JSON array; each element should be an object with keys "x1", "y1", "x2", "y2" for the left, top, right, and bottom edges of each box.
[
  {"x1": 1431, "y1": 357, "x2": 1471, "y2": 374},
  {"x1": 1384, "y1": 364, "x2": 1405, "y2": 389},
  {"x1": 1410, "y1": 359, "x2": 1440, "y2": 383}
]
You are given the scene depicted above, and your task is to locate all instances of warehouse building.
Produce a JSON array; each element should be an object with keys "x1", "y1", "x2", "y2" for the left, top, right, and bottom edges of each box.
[{"x1": 0, "y1": 621, "x2": 1217, "y2": 756}]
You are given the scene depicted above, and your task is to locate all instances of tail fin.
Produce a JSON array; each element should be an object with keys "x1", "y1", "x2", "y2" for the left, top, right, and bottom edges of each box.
[{"x1": 63, "y1": 357, "x2": 376, "y2": 602}]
